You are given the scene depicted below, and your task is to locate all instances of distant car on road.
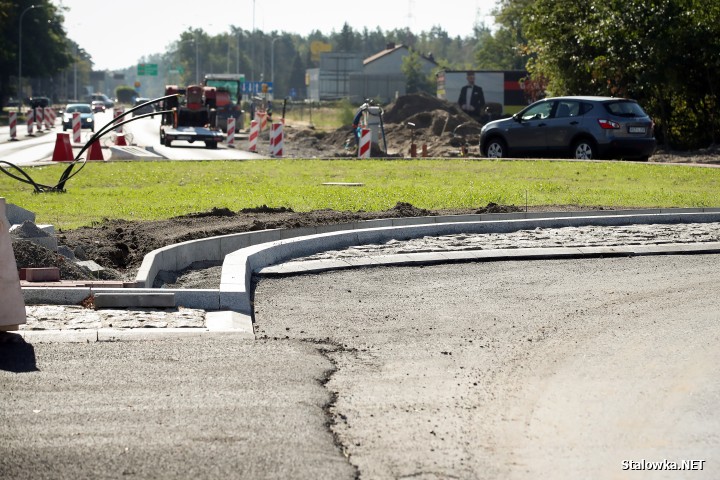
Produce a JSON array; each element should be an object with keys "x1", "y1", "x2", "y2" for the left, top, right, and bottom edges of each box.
[
  {"x1": 62, "y1": 103, "x2": 95, "y2": 132},
  {"x1": 132, "y1": 97, "x2": 155, "y2": 117},
  {"x1": 86, "y1": 93, "x2": 114, "y2": 109},
  {"x1": 480, "y1": 96, "x2": 657, "y2": 161},
  {"x1": 28, "y1": 96, "x2": 51, "y2": 109},
  {"x1": 91, "y1": 100, "x2": 106, "y2": 113}
]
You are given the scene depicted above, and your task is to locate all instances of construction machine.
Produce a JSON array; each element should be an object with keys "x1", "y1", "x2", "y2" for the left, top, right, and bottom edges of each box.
[
  {"x1": 202, "y1": 74, "x2": 245, "y2": 132},
  {"x1": 159, "y1": 85, "x2": 225, "y2": 149}
]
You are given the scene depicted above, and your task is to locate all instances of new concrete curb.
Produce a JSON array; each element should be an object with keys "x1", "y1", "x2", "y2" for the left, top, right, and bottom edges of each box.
[
  {"x1": 218, "y1": 210, "x2": 720, "y2": 319},
  {"x1": 20, "y1": 209, "x2": 720, "y2": 325}
]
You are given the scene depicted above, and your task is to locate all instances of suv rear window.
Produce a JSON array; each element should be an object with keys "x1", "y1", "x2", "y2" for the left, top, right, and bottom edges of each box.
[{"x1": 604, "y1": 101, "x2": 647, "y2": 117}]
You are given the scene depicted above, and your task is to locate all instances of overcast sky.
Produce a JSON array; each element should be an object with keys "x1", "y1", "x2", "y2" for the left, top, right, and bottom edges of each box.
[{"x1": 53, "y1": 0, "x2": 499, "y2": 71}]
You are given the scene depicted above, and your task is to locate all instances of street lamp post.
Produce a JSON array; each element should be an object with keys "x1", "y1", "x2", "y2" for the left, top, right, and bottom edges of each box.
[
  {"x1": 271, "y1": 37, "x2": 280, "y2": 89},
  {"x1": 195, "y1": 33, "x2": 199, "y2": 84},
  {"x1": 18, "y1": 4, "x2": 37, "y2": 112}
]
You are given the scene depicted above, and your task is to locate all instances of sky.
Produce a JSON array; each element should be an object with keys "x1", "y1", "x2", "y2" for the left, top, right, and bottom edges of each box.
[{"x1": 53, "y1": 0, "x2": 500, "y2": 71}]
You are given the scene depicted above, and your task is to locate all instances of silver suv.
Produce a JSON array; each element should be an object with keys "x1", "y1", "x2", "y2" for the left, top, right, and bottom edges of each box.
[{"x1": 480, "y1": 96, "x2": 656, "y2": 161}]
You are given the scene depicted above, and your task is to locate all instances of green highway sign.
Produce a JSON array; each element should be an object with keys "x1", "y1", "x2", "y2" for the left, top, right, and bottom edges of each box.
[{"x1": 137, "y1": 63, "x2": 158, "y2": 76}]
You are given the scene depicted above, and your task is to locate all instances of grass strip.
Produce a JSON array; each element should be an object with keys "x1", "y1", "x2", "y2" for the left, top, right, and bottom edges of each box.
[{"x1": 1, "y1": 159, "x2": 718, "y2": 230}]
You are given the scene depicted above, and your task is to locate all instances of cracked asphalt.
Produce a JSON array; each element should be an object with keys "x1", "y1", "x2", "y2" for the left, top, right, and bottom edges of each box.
[{"x1": 3, "y1": 253, "x2": 718, "y2": 479}]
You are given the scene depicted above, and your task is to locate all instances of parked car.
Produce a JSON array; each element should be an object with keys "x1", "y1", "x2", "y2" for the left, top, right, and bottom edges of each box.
[
  {"x1": 132, "y1": 97, "x2": 155, "y2": 117},
  {"x1": 91, "y1": 100, "x2": 106, "y2": 113},
  {"x1": 62, "y1": 103, "x2": 95, "y2": 132},
  {"x1": 480, "y1": 96, "x2": 657, "y2": 161}
]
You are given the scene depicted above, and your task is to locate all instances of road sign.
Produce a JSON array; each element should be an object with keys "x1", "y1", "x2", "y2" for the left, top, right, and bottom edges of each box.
[
  {"x1": 242, "y1": 81, "x2": 273, "y2": 95},
  {"x1": 137, "y1": 63, "x2": 158, "y2": 76}
]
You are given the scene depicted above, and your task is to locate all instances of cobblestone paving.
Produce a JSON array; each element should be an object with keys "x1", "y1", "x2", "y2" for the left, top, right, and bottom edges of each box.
[
  {"x1": 21, "y1": 306, "x2": 206, "y2": 331},
  {"x1": 298, "y1": 223, "x2": 720, "y2": 260}
]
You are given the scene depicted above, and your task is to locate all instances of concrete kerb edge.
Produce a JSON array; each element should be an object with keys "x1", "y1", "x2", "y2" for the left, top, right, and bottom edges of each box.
[
  {"x1": 219, "y1": 209, "x2": 720, "y2": 320},
  {"x1": 134, "y1": 207, "x2": 720, "y2": 287},
  {"x1": 22, "y1": 208, "x2": 720, "y2": 317}
]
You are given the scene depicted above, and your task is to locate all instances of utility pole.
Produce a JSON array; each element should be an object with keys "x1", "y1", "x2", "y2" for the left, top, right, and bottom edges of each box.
[{"x1": 18, "y1": 4, "x2": 37, "y2": 112}]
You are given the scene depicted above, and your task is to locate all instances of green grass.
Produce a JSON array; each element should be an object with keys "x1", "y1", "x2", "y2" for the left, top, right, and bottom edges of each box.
[{"x1": 2, "y1": 159, "x2": 719, "y2": 230}]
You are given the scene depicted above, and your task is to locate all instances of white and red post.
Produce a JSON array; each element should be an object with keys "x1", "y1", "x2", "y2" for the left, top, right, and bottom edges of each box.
[
  {"x1": 26, "y1": 109, "x2": 34, "y2": 136},
  {"x1": 72, "y1": 111, "x2": 81, "y2": 144},
  {"x1": 248, "y1": 119, "x2": 259, "y2": 152},
  {"x1": 9, "y1": 111, "x2": 17, "y2": 140},
  {"x1": 35, "y1": 107, "x2": 44, "y2": 131},
  {"x1": 44, "y1": 107, "x2": 55, "y2": 129},
  {"x1": 114, "y1": 107, "x2": 123, "y2": 133},
  {"x1": 256, "y1": 111, "x2": 267, "y2": 132},
  {"x1": 270, "y1": 122, "x2": 283, "y2": 157},
  {"x1": 358, "y1": 128, "x2": 371, "y2": 158},
  {"x1": 226, "y1": 117, "x2": 235, "y2": 147}
]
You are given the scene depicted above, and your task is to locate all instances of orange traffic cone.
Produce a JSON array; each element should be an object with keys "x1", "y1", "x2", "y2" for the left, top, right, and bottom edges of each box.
[
  {"x1": 115, "y1": 133, "x2": 127, "y2": 146},
  {"x1": 87, "y1": 139, "x2": 105, "y2": 161},
  {"x1": 52, "y1": 133, "x2": 74, "y2": 162}
]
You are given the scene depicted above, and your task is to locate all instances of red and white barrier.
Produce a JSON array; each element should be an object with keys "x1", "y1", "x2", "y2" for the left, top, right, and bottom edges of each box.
[
  {"x1": 44, "y1": 107, "x2": 55, "y2": 129},
  {"x1": 26, "y1": 109, "x2": 34, "y2": 136},
  {"x1": 35, "y1": 107, "x2": 44, "y2": 131},
  {"x1": 358, "y1": 128, "x2": 371, "y2": 158},
  {"x1": 226, "y1": 117, "x2": 235, "y2": 147},
  {"x1": 256, "y1": 111, "x2": 267, "y2": 132},
  {"x1": 114, "y1": 107, "x2": 123, "y2": 133},
  {"x1": 248, "y1": 119, "x2": 259, "y2": 152},
  {"x1": 72, "y1": 112, "x2": 81, "y2": 144},
  {"x1": 9, "y1": 111, "x2": 17, "y2": 140},
  {"x1": 270, "y1": 122, "x2": 283, "y2": 157}
]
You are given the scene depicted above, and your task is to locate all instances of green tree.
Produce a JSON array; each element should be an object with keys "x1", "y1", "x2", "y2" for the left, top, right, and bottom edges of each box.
[
  {"x1": 401, "y1": 50, "x2": 433, "y2": 94},
  {"x1": 475, "y1": 0, "x2": 531, "y2": 70},
  {"x1": 0, "y1": 0, "x2": 71, "y2": 107},
  {"x1": 524, "y1": 0, "x2": 720, "y2": 148}
]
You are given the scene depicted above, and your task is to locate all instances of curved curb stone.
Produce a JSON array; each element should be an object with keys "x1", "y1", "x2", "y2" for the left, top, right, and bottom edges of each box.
[
  {"x1": 20, "y1": 209, "x2": 720, "y2": 332},
  {"x1": 218, "y1": 210, "x2": 720, "y2": 319}
]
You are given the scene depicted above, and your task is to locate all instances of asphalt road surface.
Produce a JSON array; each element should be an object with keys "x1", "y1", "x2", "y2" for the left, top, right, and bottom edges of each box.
[{"x1": 2, "y1": 254, "x2": 719, "y2": 479}]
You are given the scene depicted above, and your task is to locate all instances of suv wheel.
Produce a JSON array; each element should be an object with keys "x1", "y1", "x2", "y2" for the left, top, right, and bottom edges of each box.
[
  {"x1": 572, "y1": 139, "x2": 597, "y2": 160},
  {"x1": 485, "y1": 138, "x2": 507, "y2": 158}
]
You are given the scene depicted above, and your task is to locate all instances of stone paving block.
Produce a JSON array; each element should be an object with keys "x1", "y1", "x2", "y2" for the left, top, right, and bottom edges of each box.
[
  {"x1": 23, "y1": 267, "x2": 60, "y2": 282},
  {"x1": 5, "y1": 203, "x2": 35, "y2": 225},
  {"x1": 94, "y1": 292, "x2": 175, "y2": 309},
  {"x1": 75, "y1": 260, "x2": 105, "y2": 273},
  {"x1": 205, "y1": 311, "x2": 254, "y2": 337}
]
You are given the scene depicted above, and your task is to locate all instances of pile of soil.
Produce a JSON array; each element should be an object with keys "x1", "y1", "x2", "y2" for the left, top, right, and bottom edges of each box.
[{"x1": 284, "y1": 92, "x2": 483, "y2": 158}]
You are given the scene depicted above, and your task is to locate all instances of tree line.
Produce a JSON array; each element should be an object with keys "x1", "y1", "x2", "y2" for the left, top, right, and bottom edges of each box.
[{"x1": 2, "y1": 0, "x2": 718, "y2": 149}]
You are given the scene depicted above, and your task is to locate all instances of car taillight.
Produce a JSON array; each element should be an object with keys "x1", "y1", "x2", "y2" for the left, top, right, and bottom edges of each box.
[{"x1": 598, "y1": 119, "x2": 620, "y2": 129}]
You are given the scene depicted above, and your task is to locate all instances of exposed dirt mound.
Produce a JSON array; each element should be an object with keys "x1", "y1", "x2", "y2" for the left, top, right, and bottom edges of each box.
[
  {"x1": 13, "y1": 240, "x2": 118, "y2": 280},
  {"x1": 21, "y1": 202, "x2": 564, "y2": 281},
  {"x1": 283, "y1": 92, "x2": 485, "y2": 158}
]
